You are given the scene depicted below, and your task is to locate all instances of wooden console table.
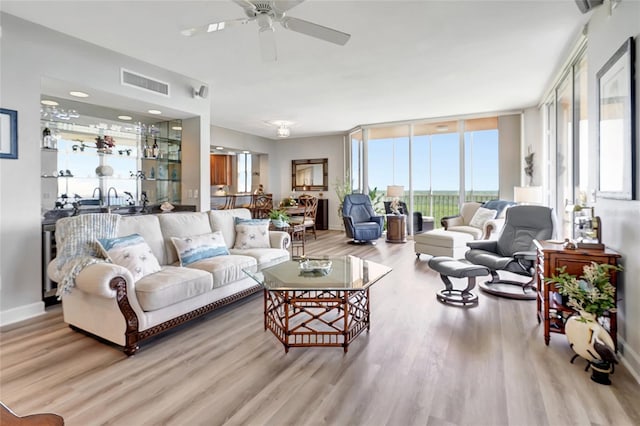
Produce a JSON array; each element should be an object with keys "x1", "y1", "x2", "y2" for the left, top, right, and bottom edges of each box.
[{"x1": 534, "y1": 240, "x2": 621, "y2": 348}]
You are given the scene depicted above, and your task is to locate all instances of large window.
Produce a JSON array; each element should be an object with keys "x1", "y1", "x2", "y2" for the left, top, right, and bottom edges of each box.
[
  {"x1": 413, "y1": 121, "x2": 460, "y2": 223},
  {"x1": 543, "y1": 46, "x2": 587, "y2": 239},
  {"x1": 349, "y1": 117, "x2": 500, "y2": 230},
  {"x1": 367, "y1": 126, "x2": 409, "y2": 192},
  {"x1": 236, "y1": 153, "x2": 251, "y2": 193},
  {"x1": 464, "y1": 117, "x2": 499, "y2": 202}
]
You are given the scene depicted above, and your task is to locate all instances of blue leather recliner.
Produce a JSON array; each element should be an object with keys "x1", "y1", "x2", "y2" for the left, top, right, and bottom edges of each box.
[{"x1": 342, "y1": 193, "x2": 384, "y2": 243}]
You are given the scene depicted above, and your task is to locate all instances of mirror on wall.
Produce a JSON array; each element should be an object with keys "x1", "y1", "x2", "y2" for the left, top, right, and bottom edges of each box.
[{"x1": 291, "y1": 158, "x2": 328, "y2": 191}]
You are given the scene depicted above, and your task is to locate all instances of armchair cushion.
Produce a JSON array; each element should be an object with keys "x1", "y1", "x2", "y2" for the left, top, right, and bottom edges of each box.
[
  {"x1": 469, "y1": 207, "x2": 497, "y2": 229},
  {"x1": 459, "y1": 202, "x2": 482, "y2": 224},
  {"x1": 447, "y1": 225, "x2": 483, "y2": 239}
]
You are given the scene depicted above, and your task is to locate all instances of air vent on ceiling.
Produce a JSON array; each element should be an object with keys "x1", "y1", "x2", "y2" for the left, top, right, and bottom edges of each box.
[{"x1": 121, "y1": 68, "x2": 170, "y2": 97}]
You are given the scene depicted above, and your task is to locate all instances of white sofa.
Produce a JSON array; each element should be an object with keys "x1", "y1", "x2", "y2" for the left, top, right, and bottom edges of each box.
[{"x1": 47, "y1": 208, "x2": 290, "y2": 355}]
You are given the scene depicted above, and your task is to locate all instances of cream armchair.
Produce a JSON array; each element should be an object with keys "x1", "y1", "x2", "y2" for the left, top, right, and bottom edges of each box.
[{"x1": 441, "y1": 200, "x2": 515, "y2": 240}]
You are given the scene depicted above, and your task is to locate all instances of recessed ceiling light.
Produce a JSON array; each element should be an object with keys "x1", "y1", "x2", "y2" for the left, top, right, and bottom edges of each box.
[
  {"x1": 69, "y1": 91, "x2": 89, "y2": 98},
  {"x1": 242, "y1": 150, "x2": 250, "y2": 154},
  {"x1": 41, "y1": 99, "x2": 59, "y2": 106},
  {"x1": 436, "y1": 125, "x2": 449, "y2": 132},
  {"x1": 215, "y1": 146, "x2": 224, "y2": 150},
  {"x1": 172, "y1": 126, "x2": 182, "y2": 130},
  {"x1": 148, "y1": 109, "x2": 162, "y2": 115},
  {"x1": 118, "y1": 115, "x2": 133, "y2": 121}
]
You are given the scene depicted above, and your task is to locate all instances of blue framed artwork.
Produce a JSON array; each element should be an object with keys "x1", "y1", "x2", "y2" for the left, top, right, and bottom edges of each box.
[{"x1": 0, "y1": 108, "x2": 18, "y2": 159}]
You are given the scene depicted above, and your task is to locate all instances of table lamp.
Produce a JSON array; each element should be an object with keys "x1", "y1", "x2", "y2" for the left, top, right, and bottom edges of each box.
[
  {"x1": 513, "y1": 186, "x2": 542, "y2": 205},
  {"x1": 387, "y1": 185, "x2": 404, "y2": 214}
]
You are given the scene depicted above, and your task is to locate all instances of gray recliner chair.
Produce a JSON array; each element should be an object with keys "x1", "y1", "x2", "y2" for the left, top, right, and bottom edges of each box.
[
  {"x1": 342, "y1": 193, "x2": 384, "y2": 244},
  {"x1": 465, "y1": 205, "x2": 556, "y2": 299}
]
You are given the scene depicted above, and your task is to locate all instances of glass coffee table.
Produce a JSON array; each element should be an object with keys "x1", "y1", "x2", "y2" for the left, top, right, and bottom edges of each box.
[{"x1": 244, "y1": 255, "x2": 392, "y2": 353}]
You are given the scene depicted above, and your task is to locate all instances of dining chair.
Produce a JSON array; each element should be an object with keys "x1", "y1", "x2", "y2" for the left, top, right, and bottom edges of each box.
[
  {"x1": 290, "y1": 194, "x2": 318, "y2": 239},
  {"x1": 252, "y1": 193, "x2": 273, "y2": 218}
]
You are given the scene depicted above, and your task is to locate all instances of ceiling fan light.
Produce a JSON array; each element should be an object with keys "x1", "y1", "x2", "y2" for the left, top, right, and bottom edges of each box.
[{"x1": 276, "y1": 125, "x2": 290, "y2": 138}]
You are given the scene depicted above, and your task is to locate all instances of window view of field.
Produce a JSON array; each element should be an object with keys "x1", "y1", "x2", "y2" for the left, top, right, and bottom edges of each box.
[{"x1": 353, "y1": 120, "x2": 500, "y2": 228}]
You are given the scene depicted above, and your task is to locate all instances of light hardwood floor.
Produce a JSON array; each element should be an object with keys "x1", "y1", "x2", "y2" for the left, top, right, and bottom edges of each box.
[{"x1": 1, "y1": 230, "x2": 639, "y2": 425}]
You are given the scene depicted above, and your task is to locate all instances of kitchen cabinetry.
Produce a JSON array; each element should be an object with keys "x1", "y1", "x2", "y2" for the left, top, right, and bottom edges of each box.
[
  {"x1": 534, "y1": 240, "x2": 621, "y2": 347},
  {"x1": 210, "y1": 154, "x2": 232, "y2": 186}
]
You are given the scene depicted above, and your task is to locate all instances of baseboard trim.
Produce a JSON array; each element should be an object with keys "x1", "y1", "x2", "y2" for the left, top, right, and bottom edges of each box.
[
  {"x1": 0, "y1": 301, "x2": 45, "y2": 327},
  {"x1": 619, "y1": 336, "x2": 640, "y2": 384}
]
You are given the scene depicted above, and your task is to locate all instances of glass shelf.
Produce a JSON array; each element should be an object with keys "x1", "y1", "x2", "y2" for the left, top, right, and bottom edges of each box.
[{"x1": 41, "y1": 118, "x2": 182, "y2": 208}]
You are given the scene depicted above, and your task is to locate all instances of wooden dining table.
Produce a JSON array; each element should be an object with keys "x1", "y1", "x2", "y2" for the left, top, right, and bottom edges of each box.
[{"x1": 282, "y1": 206, "x2": 305, "y2": 215}]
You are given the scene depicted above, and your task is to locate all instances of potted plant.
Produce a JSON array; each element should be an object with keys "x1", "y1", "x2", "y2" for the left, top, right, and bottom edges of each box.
[
  {"x1": 334, "y1": 172, "x2": 352, "y2": 221},
  {"x1": 546, "y1": 261, "x2": 623, "y2": 384},
  {"x1": 268, "y1": 209, "x2": 290, "y2": 228}
]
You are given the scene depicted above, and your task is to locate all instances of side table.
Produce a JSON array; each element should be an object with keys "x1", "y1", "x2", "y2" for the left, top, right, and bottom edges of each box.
[
  {"x1": 386, "y1": 214, "x2": 406, "y2": 243},
  {"x1": 534, "y1": 240, "x2": 621, "y2": 347}
]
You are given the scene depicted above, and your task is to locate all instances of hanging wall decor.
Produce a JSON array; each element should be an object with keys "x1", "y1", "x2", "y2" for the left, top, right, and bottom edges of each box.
[
  {"x1": 0, "y1": 108, "x2": 18, "y2": 159},
  {"x1": 597, "y1": 37, "x2": 636, "y2": 200}
]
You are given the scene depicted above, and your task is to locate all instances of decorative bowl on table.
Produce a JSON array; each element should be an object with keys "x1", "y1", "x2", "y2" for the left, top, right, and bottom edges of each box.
[{"x1": 299, "y1": 260, "x2": 332, "y2": 274}]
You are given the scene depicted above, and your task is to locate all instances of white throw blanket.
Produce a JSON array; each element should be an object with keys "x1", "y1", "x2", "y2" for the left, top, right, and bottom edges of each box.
[{"x1": 54, "y1": 213, "x2": 120, "y2": 297}]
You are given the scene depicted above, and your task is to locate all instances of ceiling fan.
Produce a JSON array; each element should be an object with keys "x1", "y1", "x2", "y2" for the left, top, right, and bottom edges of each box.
[{"x1": 180, "y1": 0, "x2": 351, "y2": 61}]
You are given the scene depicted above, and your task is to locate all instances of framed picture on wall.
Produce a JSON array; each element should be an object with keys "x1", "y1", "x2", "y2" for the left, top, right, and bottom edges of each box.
[
  {"x1": 0, "y1": 108, "x2": 18, "y2": 160},
  {"x1": 596, "y1": 37, "x2": 636, "y2": 200}
]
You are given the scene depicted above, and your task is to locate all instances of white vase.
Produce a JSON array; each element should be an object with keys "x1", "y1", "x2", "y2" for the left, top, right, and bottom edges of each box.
[
  {"x1": 565, "y1": 311, "x2": 617, "y2": 385},
  {"x1": 95, "y1": 165, "x2": 114, "y2": 177}
]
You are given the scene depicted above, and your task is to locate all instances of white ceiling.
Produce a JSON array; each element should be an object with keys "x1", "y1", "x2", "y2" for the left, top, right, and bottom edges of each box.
[{"x1": 2, "y1": 0, "x2": 588, "y2": 140}]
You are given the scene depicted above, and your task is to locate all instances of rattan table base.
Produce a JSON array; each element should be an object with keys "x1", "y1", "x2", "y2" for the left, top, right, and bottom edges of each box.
[{"x1": 263, "y1": 288, "x2": 370, "y2": 353}]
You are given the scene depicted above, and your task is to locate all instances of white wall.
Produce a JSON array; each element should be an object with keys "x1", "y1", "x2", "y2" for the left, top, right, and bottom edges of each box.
[
  {"x1": 522, "y1": 107, "x2": 543, "y2": 187},
  {"x1": 586, "y1": 0, "x2": 640, "y2": 380},
  {"x1": 0, "y1": 14, "x2": 210, "y2": 325},
  {"x1": 498, "y1": 114, "x2": 522, "y2": 200},
  {"x1": 273, "y1": 135, "x2": 345, "y2": 230}
]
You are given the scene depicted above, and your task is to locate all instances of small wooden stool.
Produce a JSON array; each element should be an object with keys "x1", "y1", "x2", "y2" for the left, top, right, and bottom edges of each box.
[{"x1": 428, "y1": 257, "x2": 489, "y2": 307}]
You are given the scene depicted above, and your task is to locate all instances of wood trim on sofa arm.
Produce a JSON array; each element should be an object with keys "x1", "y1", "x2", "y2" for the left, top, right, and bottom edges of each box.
[{"x1": 103, "y1": 276, "x2": 262, "y2": 356}]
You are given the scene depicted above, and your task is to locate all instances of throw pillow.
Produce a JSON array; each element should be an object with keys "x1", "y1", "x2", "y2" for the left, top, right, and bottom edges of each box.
[
  {"x1": 97, "y1": 234, "x2": 162, "y2": 282},
  {"x1": 171, "y1": 232, "x2": 230, "y2": 266},
  {"x1": 469, "y1": 207, "x2": 497, "y2": 229},
  {"x1": 234, "y1": 218, "x2": 270, "y2": 249}
]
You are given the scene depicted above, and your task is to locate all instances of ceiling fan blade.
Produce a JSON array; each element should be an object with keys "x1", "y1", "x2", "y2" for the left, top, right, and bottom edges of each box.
[
  {"x1": 232, "y1": 0, "x2": 257, "y2": 12},
  {"x1": 259, "y1": 27, "x2": 277, "y2": 62},
  {"x1": 280, "y1": 16, "x2": 350, "y2": 45},
  {"x1": 180, "y1": 18, "x2": 249, "y2": 37},
  {"x1": 272, "y1": 1, "x2": 305, "y2": 14}
]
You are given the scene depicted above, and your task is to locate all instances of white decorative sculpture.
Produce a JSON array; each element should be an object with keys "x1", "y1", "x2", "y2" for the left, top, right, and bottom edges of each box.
[{"x1": 565, "y1": 312, "x2": 618, "y2": 385}]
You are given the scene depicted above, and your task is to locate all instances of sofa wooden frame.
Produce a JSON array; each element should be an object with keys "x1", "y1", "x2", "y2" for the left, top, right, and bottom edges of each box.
[{"x1": 102, "y1": 277, "x2": 262, "y2": 355}]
